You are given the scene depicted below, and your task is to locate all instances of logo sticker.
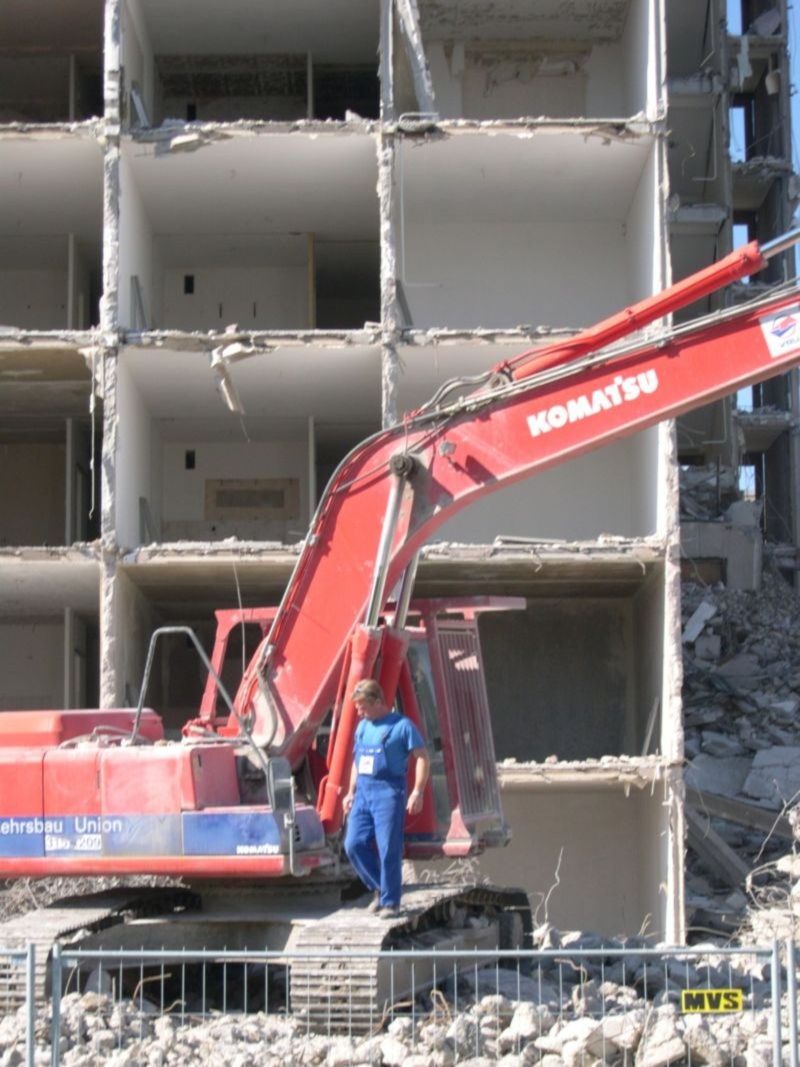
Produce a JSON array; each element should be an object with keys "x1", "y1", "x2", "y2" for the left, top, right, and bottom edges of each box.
[
  {"x1": 760, "y1": 304, "x2": 800, "y2": 358},
  {"x1": 680, "y1": 988, "x2": 744, "y2": 1014}
]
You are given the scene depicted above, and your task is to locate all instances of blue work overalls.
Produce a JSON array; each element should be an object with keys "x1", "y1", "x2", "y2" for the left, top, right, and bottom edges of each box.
[{"x1": 344, "y1": 721, "x2": 407, "y2": 908}]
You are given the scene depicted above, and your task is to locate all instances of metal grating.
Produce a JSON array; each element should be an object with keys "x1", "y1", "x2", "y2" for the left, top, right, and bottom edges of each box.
[{"x1": 436, "y1": 624, "x2": 501, "y2": 822}]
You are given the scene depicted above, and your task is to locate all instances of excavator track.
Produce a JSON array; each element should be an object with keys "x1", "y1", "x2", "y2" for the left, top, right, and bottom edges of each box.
[
  {"x1": 289, "y1": 883, "x2": 531, "y2": 1033},
  {"x1": 0, "y1": 887, "x2": 198, "y2": 1013}
]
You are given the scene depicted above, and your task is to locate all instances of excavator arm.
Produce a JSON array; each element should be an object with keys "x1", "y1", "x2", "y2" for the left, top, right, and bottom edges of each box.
[{"x1": 233, "y1": 236, "x2": 800, "y2": 773}]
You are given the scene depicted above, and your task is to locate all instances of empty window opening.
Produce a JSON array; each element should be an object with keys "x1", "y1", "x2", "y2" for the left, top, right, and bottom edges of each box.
[
  {"x1": 183, "y1": 274, "x2": 195, "y2": 295},
  {"x1": 727, "y1": 1, "x2": 743, "y2": 35},
  {"x1": 184, "y1": 449, "x2": 196, "y2": 471},
  {"x1": 730, "y1": 104, "x2": 748, "y2": 162},
  {"x1": 739, "y1": 459, "x2": 759, "y2": 501},
  {"x1": 732, "y1": 88, "x2": 781, "y2": 160}
]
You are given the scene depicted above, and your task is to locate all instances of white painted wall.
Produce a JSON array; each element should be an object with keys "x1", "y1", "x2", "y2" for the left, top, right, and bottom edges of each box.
[
  {"x1": 623, "y1": 0, "x2": 658, "y2": 120},
  {"x1": 434, "y1": 430, "x2": 658, "y2": 542},
  {"x1": 0, "y1": 270, "x2": 67, "y2": 329},
  {"x1": 122, "y1": 0, "x2": 156, "y2": 123},
  {"x1": 118, "y1": 155, "x2": 156, "y2": 328},
  {"x1": 479, "y1": 783, "x2": 668, "y2": 938},
  {"x1": 403, "y1": 220, "x2": 628, "y2": 330},
  {"x1": 161, "y1": 265, "x2": 309, "y2": 331},
  {"x1": 114, "y1": 570, "x2": 159, "y2": 708},
  {"x1": 115, "y1": 360, "x2": 155, "y2": 548},
  {"x1": 160, "y1": 439, "x2": 310, "y2": 542},
  {"x1": 625, "y1": 150, "x2": 659, "y2": 303},
  {"x1": 0, "y1": 621, "x2": 64, "y2": 710}
]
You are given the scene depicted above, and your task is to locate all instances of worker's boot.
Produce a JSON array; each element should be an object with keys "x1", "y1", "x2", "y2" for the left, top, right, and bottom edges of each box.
[
  {"x1": 367, "y1": 891, "x2": 381, "y2": 913},
  {"x1": 378, "y1": 906, "x2": 401, "y2": 919}
]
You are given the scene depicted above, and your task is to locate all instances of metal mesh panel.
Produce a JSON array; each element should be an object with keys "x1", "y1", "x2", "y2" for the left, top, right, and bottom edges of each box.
[{"x1": 436, "y1": 623, "x2": 501, "y2": 821}]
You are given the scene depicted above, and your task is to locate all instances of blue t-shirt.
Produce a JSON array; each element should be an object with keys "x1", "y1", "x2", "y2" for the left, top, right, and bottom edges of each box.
[{"x1": 354, "y1": 712, "x2": 425, "y2": 780}]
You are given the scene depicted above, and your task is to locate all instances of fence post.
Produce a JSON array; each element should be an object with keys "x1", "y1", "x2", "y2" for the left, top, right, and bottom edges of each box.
[
  {"x1": 788, "y1": 940, "x2": 798, "y2": 1067},
  {"x1": 772, "y1": 939, "x2": 783, "y2": 1067},
  {"x1": 50, "y1": 943, "x2": 62, "y2": 1067},
  {"x1": 25, "y1": 944, "x2": 35, "y2": 1067}
]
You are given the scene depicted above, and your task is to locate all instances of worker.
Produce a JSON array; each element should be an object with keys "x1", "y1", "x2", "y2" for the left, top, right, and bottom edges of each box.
[{"x1": 343, "y1": 678, "x2": 430, "y2": 917}]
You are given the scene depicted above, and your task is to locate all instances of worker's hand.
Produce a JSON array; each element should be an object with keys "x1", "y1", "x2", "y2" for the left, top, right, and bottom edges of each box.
[
  {"x1": 406, "y1": 788, "x2": 423, "y2": 816},
  {"x1": 342, "y1": 791, "x2": 355, "y2": 816}
]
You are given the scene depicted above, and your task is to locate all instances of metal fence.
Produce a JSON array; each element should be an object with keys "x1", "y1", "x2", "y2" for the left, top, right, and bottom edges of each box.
[{"x1": 0, "y1": 940, "x2": 797, "y2": 1065}]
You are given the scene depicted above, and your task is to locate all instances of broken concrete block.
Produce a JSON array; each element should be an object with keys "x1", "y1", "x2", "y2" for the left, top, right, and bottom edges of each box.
[
  {"x1": 766, "y1": 696, "x2": 799, "y2": 721},
  {"x1": 683, "y1": 601, "x2": 718, "y2": 644},
  {"x1": 684, "y1": 754, "x2": 752, "y2": 798},
  {"x1": 714, "y1": 653, "x2": 762, "y2": 690},
  {"x1": 743, "y1": 746, "x2": 800, "y2": 805},
  {"x1": 724, "y1": 499, "x2": 763, "y2": 528},
  {"x1": 700, "y1": 731, "x2": 746, "y2": 758},
  {"x1": 694, "y1": 633, "x2": 722, "y2": 661}
]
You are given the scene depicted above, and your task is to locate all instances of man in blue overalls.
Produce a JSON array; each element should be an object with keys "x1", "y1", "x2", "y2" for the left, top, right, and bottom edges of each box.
[{"x1": 343, "y1": 679, "x2": 430, "y2": 917}]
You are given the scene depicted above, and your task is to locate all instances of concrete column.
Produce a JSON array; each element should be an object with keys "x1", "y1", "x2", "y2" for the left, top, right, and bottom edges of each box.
[{"x1": 378, "y1": 133, "x2": 401, "y2": 428}]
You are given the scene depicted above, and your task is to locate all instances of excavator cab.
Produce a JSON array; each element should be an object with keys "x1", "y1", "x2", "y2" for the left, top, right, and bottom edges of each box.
[{"x1": 199, "y1": 598, "x2": 520, "y2": 863}]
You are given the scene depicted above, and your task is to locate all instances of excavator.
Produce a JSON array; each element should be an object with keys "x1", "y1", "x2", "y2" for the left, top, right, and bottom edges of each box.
[{"x1": 1, "y1": 230, "x2": 800, "y2": 1024}]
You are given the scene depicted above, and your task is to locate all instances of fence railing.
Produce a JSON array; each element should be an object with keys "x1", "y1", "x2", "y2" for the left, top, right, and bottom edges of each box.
[
  {"x1": 0, "y1": 940, "x2": 797, "y2": 1065},
  {"x1": 0, "y1": 944, "x2": 36, "y2": 1064}
]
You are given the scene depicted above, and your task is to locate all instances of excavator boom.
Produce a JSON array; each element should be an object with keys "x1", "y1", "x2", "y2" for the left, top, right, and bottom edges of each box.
[{"x1": 236, "y1": 257, "x2": 800, "y2": 772}]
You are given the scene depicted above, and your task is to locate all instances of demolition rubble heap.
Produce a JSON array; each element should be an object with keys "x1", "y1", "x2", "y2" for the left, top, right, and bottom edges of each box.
[
  {"x1": 0, "y1": 939, "x2": 788, "y2": 1066},
  {"x1": 682, "y1": 555, "x2": 800, "y2": 944}
]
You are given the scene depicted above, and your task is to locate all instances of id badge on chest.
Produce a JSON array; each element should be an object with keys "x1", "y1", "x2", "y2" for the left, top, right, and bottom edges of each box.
[{"x1": 357, "y1": 753, "x2": 375, "y2": 775}]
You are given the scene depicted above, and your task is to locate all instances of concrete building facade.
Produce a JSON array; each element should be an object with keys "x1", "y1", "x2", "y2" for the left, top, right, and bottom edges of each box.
[{"x1": 0, "y1": 0, "x2": 795, "y2": 942}]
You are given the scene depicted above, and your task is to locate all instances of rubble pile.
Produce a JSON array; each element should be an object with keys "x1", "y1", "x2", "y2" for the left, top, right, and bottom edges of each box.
[
  {"x1": 681, "y1": 569, "x2": 800, "y2": 938},
  {"x1": 679, "y1": 465, "x2": 739, "y2": 521},
  {"x1": 0, "y1": 943, "x2": 784, "y2": 1067}
]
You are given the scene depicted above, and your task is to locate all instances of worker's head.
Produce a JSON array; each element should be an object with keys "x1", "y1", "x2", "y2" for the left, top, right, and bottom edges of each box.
[{"x1": 352, "y1": 679, "x2": 387, "y2": 720}]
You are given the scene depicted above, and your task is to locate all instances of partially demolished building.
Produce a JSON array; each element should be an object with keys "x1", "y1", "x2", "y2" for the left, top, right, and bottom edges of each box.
[{"x1": 0, "y1": 0, "x2": 796, "y2": 942}]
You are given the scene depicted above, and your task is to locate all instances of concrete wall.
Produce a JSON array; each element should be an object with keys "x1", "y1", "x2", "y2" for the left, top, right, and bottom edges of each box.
[
  {"x1": 478, "y1": 782, "x2": 668, "y2": 937},
  {"x1": 122, "y1": 0, "x2": 156, "y2": 123},
  {"x1": 435, "y1": 429, "x2": 659, "y2": 543},
  {"x1": 403, "y1": 219, "x2": 629, "y2": 331},
  {"x1": 118, "y1": 155, "x2": 159, "y2": 328},
  {"x1": 115, "y1": 360, "x2": 155, "y2": 548},
  {"x1": 623, "y1": 0, "x2": 658, "y2": 120},
  {"x1": 160, "y1": 439, "x2": 310, "y2": 542},
  {"x1": 0, "y1": 620, "x2": 64, "y2": 710},
  {"x1": 0, "y1": 443, "x2": 66, "y2": 546},
  {"x1": 161, "y1": 263, "x2": 309, "y2": 331},
  {"x1": 0, "y1": 270, "x2": 68, "y2": 330},
  {"x1": 479, "y1": 598, "x2": 637, "y2": 762}
]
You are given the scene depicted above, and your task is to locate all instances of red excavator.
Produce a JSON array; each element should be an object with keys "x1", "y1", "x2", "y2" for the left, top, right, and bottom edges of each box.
[{"x1": 1, "y1": 231, "x2": 800, "y2": 1022}]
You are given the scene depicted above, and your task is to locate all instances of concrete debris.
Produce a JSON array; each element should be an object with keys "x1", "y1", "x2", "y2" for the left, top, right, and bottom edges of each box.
[
  {"x1": 681, "y1": 571, "x2": 800, "y2": 935},
  {"x1": 682, "y1": 599, "x2": 717, "y2": 643},
  {"x1": 0, "y1": 959, "x2": 785, "y2": 1066},
  {"x1": 679, "y1": 465, "x2": 738, "y2": 520},
  {"x1": 742, "y1": 747, "x2": 800, "y2": 806}
]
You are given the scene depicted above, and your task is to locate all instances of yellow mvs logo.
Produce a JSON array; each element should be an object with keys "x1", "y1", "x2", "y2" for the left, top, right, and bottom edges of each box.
[{"x1": 681, "y1": 989, "x2": 744, "y2": 1013}]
